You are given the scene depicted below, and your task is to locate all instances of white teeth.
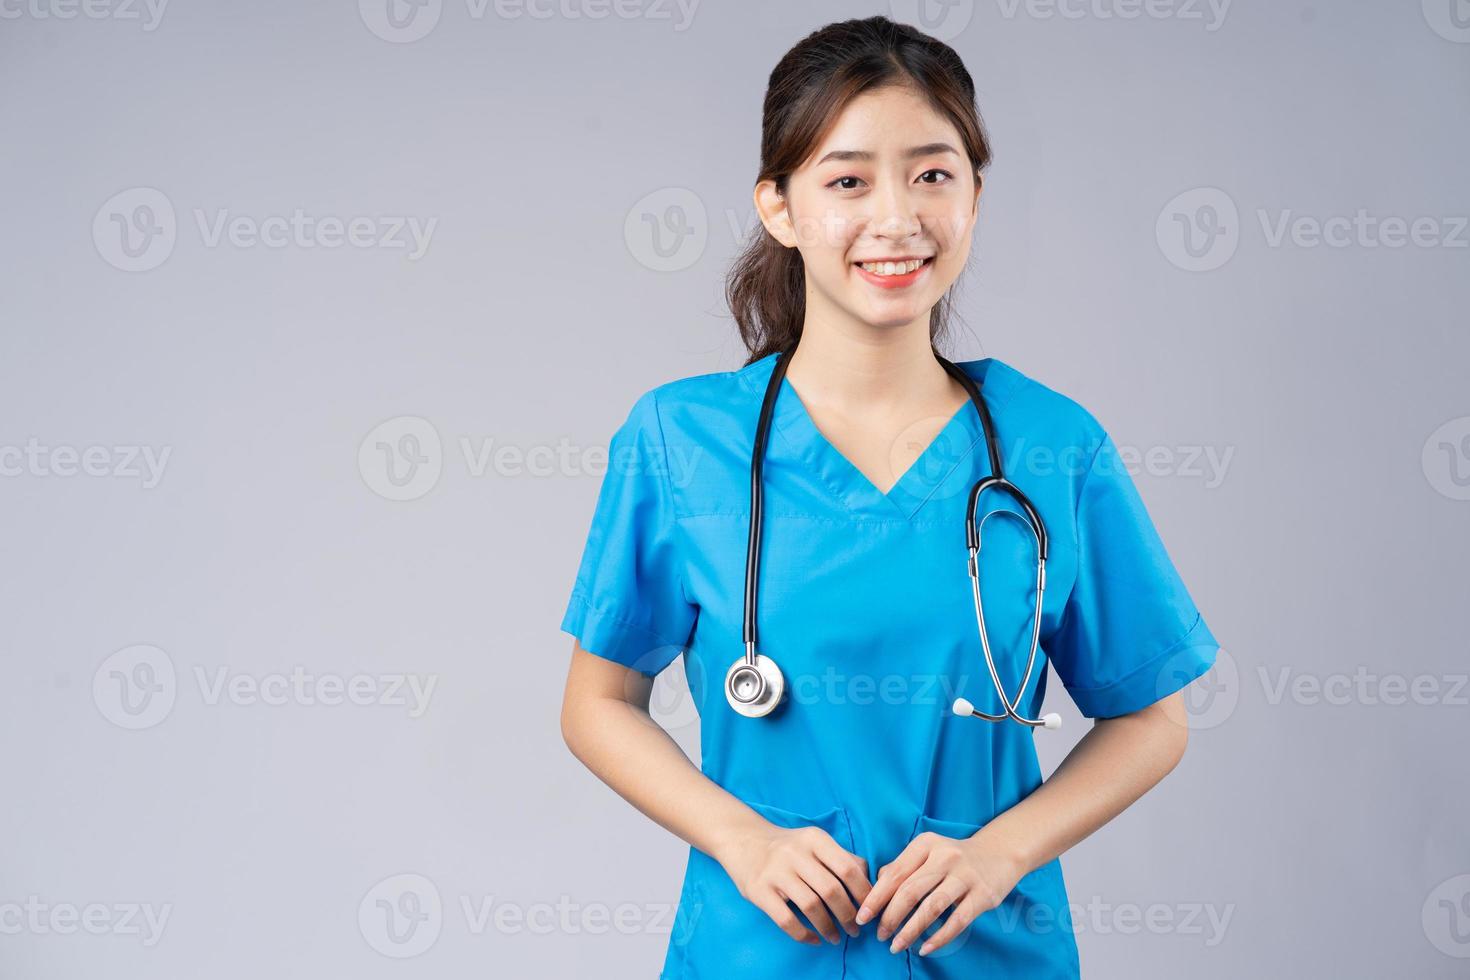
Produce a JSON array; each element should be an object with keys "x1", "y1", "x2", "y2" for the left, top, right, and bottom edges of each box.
[{"x1": 859, "y1": 258, "x2": 926, "y2": 275}]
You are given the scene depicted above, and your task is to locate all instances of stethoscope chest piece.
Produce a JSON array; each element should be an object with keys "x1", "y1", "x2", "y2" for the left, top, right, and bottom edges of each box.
[{"x1": 724, "y1": 652, "x2": 784, "y2": 718}]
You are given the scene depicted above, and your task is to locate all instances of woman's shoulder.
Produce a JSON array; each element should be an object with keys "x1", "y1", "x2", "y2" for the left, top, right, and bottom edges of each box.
[
  {"x1": 648, "y1": 355, "x2": 773, "y2": 405},
  {"x1": 954, "y1": 354, "x2": 1110, "y2": 450},
  {"x1": 623, "y1": 354, "x2": 780, "y2": 429},
  {"x1": 605, "y1": 356, "x2": 772, "y2": 447}
]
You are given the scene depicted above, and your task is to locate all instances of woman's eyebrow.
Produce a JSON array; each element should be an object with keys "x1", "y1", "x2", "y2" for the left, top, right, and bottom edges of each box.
[{"x1": 816, "y1": 142, "x2": 960, "y2": 165}]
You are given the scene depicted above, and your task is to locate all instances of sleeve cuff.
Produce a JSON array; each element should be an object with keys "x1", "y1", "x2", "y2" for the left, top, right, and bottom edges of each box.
[
  {"x1": 560, "y1": 594, "x2": 686, "y2": 678},
  {"x1": 1062, "y1": 614, "x2": 1220, "y2": 719}
]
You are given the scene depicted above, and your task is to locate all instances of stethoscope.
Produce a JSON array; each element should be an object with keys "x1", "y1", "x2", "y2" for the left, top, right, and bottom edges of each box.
[{"x1": 723, "y1": 345, "x2": 1062, "y2": 731}]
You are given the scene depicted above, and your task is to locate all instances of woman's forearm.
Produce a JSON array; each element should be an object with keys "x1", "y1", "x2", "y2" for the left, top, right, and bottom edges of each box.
[
  {"x1": 561, "y1": 669, "x2": 768, "y2": 867},
  {"x1": 564, "y1": 647, "x2": 1192, "y2": 886},
  {"x1": 973, "y1": 691, "x2": 1192, "y2": 876}
]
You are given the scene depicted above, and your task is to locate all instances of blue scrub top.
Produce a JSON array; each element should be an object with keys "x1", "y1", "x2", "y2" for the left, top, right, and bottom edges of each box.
[{"x1": 561, "y1": 352, "x2": 1220, "y2": 979}]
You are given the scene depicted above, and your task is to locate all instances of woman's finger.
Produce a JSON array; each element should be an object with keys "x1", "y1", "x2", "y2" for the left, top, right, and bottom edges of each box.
[
  {"x1": 913, "y1": 893, "x2": 983, "y2": 957},
  {"x1": 796, "y1": 856, "x2": 861, "y2": 937},
  {"x1": 778, "y1": 875, "x2": 843, "y2": 945},
  {"x1": 813, "y1": 836, "x2": 872, "y2": 911},
  {"x1": 858, "y1": 837, "x2": 928, "y2": 925},
  {"x1": 888, "y1": 874, "x2": 966, "y2": 953},
  {"x1": 751, "y1": 889, "x2": 820, "y2": 945},
  {"x1": 876, "y1": 859, "x2": 943, "y2": 942}
]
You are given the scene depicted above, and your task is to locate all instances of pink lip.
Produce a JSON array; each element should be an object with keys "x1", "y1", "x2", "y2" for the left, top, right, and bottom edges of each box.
[{"x1": 854, "y1": 256, "x2": 933, "y2": 290}]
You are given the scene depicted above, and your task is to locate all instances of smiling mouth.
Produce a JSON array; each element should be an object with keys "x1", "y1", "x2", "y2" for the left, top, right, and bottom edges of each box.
[{"x1": 853, "y1": 256, "x2": 934, "y2": 276}]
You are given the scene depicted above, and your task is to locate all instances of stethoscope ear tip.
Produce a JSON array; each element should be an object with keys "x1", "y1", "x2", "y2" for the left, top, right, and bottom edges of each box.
[
  {"x1": 1042, "y1": 713, "x2": 1062, "y2": 730},
  {"x1": 951, "y1": 697, "x2": 975, "y2": 717}
]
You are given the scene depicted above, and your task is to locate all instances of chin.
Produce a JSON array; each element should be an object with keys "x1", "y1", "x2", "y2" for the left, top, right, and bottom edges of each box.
[{"x1": 855, "y1": 305, "x2": 928, "y2": 331}]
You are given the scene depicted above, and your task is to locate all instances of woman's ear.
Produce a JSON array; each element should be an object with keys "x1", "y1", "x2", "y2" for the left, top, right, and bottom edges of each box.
[
  {"x1": 754, "y1": 179, "x2": 798, "y2": 248},
  {"x1": 973, "y1": 170, "x2": 985, "y2": 214}
]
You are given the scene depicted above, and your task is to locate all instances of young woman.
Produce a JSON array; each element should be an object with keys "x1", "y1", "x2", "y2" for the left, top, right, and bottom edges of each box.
[{"x1": 559, "y1": 16, "x2": 1219, "y2": 979}]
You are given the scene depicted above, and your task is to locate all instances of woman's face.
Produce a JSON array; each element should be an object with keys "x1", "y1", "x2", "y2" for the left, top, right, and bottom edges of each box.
[{"x1": 756, "y1": 84, "x2": 983, "y2": 334}]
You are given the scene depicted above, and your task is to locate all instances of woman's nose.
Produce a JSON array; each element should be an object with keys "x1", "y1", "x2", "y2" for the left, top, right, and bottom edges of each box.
[{"x1": 865, "y1": 184, "x2": 922, "y2": 239}]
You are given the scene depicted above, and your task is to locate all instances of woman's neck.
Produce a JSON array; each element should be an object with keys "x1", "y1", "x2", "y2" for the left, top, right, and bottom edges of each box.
[{"x1": 783, "y1": 312, "x2": 958, "y2": 415}]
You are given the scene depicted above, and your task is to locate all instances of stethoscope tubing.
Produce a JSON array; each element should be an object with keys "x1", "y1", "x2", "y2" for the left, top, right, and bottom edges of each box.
[
  {"x1": 731, "y1": 344, "x2": 1058, "y2": 729},
  {"x1": 967, "y1": 510, "x2": 1047, "y2": 725},
  {"x1": 742, "y1": 339, "x2": 792, "y2": 657},
  {"x1": 940, "y1": 357, "x2": 1057, "y2": 729}
]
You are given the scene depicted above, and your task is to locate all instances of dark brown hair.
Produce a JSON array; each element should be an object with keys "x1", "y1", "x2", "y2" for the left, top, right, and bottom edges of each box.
[{"x1": 728, "y1": 16, "x2": 993, "y2": 366}]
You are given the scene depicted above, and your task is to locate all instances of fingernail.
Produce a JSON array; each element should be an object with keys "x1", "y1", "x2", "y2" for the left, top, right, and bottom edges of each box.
[
  {"x1": 919, "y1": 942, "x2": 932, "y2": 956},
  {"x1": 855, "y1": 907, "x2": 871, "y2": 925}
]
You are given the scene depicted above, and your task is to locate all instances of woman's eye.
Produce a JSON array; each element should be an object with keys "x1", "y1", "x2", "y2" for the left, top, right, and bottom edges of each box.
[{"x1": 826, "y1": 170, "x2": 952, "y2": 191}]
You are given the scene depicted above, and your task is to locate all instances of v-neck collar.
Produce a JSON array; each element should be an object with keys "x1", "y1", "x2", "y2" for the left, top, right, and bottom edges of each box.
[{"x1": 741, "y1": 352, "x2": 1022, "y2": 522}]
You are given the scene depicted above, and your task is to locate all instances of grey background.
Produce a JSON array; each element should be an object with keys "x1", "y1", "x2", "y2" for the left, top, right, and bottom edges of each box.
[{"x1": 2, "y1": 1, "x2": 1467, "y2": 977}]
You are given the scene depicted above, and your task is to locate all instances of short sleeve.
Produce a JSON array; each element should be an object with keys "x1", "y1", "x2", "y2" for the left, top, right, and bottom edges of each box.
[
  {"x1": 560, "y1": 389, "x2": 698, "y2": 678},
  {"x1": 1046, "y1": 430, "x2": 1220, "y2": 718}
]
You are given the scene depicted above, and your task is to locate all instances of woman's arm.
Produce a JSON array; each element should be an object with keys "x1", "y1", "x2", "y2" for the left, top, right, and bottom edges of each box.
[
  {"x1": 559, "y1": 641, "x2": 767, "y2": 866},
  {"x1": 560, "y1": 640, "x2": 872, "y2": 945},
  {"x1": 980, "y1": 689, "x2": 1192, "y2": 878},
  {"x1": 861, "y1": 692, "x2": 1192, "y2": 956}
]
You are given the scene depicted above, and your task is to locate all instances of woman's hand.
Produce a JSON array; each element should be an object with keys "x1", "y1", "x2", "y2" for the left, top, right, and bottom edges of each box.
[
  {"x1": 856, "y1": 829, "x2": 1025, "y2": 957},
  {"x1": 718, "y1": 822, "x2": 873, "y2": 946}
]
